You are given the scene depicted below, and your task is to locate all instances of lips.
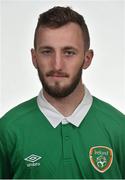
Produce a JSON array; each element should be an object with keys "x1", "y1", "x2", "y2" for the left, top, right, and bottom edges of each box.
[
  {"x1": 46, "y1": 71, "x2": 69, "y2": 78},
  {"x1": 51, "y1": 74, "x2": 66, "y2": 77}
]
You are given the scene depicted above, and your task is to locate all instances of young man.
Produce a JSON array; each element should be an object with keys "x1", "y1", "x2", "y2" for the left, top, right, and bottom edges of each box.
[{"x1": 0, "y1": 6, "x2": 125, "y2": 179}]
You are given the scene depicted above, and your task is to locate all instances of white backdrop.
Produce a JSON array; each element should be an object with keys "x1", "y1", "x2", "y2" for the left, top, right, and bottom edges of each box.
[{"x1": 0, "y1": 0, "x2": 125, "y2": 117}]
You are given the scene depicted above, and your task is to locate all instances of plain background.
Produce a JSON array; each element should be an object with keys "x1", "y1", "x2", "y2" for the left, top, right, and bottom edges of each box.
[{"x1": 0, "y1": 0, "x2": 125, "y2": 117}]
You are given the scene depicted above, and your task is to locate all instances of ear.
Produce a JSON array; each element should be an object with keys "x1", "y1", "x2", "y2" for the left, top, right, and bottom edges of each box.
[
  {"x1": 31, "y1": 48, "x2": 38, "y2": 69},
  {"x1": 82, "y1": 49, "x2": 94, "y2": 69}
]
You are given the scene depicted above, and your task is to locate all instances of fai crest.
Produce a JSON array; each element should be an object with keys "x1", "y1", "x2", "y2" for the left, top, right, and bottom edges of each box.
[{"x1": 89, "y1": 146, "x2": 113, "y2": 173}]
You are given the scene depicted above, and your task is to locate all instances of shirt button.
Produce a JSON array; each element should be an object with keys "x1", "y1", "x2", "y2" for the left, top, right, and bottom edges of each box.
[{"x1": 65, "y1": 136, "x2": 69, "y2": 141}]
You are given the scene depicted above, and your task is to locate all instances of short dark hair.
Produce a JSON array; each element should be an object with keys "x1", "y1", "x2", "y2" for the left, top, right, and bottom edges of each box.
[{"x1": 34, "y1": 6, "x2": 90, "y2": 50}]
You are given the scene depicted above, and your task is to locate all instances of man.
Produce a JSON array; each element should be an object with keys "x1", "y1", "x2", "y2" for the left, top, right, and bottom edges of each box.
[{"x1": 0, "y1": 6, "x2": 125, "y2": 179}]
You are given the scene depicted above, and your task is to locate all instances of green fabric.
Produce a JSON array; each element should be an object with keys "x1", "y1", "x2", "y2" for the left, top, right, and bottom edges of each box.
[{"x1": 0, "y1": 96, "x2": 125, "y2": 179}]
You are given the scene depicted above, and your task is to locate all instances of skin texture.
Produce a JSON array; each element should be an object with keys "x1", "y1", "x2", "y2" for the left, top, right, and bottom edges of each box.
[{"x1": 31, "y1": 22, "x2": 93, "y2": 116}]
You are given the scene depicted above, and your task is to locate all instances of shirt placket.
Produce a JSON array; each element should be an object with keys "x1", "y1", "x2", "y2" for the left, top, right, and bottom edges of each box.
[{"x1": 61, "y1": 124, "x2": 72, "y2": 178}]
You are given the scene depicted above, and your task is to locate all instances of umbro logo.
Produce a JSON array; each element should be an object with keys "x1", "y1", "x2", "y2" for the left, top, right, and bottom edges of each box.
[{"x1": 24, "y1": 154, "x2": 42, "y2": 167}]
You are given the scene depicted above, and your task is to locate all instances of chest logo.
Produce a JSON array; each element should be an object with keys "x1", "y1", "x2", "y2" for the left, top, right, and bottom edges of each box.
[
  {"x1": 24, "y1": 154, "x2": 42, "y2": 167},
  {"x1": 89, "y1": 146, "x2": 113, "y2": 173}
]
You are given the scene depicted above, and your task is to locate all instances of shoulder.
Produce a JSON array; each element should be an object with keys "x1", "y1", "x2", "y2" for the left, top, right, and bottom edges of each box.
[
  {"x1": 93, "y1": 96, "x2": 124, "y2": 116},
  {"x1": 0, "y1": 97, "x2": 38, "y2": 128},
  {"x1": 92, "y1": 96, "x2": 125, "y2": 126}
]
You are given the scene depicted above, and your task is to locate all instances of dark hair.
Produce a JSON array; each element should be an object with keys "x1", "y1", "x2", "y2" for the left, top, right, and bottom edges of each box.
[{"x1": 34, "y1": 6, "x2": 90, "y2": 50}]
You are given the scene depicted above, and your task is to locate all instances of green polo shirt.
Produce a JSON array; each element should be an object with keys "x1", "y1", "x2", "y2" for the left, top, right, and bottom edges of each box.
[{"x1": 0, "y1": 96, "x2": 125, "y2": 179}]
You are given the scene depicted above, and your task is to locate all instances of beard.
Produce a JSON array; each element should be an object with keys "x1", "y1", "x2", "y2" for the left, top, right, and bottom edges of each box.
[{"x1": 37, "y1": 66, "x2": 83, "y2": 98}]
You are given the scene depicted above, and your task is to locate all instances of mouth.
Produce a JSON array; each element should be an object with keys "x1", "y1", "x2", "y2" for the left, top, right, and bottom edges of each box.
[
  {"x1": 46, "y1": 72, "x2": 69, "y2": 78},
  {"x1": 51, "y1": 74, "x2": 66, "y2": 78},
  {"x1": 48, "y1": 75, "x2": 67, "y2": 81}
]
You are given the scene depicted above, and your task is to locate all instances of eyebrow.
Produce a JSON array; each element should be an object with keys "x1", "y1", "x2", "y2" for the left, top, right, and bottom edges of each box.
[
  {"x1": 38, "y1": 46, "x2": 78, "y2": 52},
  {"x1": 63, "y1": 46, "x2": 78, "y2": 52},
  {"x1": 38, "y1": 46, "x2": 53, "y2": 51}
]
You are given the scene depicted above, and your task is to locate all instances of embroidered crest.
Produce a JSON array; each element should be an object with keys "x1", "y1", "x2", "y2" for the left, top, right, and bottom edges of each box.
[{"x1": 89, "y1": 146, "x2": 113, "y2": 173}]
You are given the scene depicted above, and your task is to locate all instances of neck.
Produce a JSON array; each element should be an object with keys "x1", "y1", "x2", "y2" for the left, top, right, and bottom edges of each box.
[{"x1": 43, "y1": 81, "x2": 85, "y2": 117}]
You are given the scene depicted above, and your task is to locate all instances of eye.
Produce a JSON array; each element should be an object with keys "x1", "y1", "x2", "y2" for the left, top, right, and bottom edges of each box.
[
  {"x1": 41, "y1": 49, "x2": 52, "y2": 55},
  {"x1": 64, "y1": 50, "x2": 76, "y2": 57}
]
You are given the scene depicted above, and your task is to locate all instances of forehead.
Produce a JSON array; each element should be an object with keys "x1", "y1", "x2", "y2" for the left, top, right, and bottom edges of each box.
[{"x1": 36, "y1": 22, "x2": 84, "y2": 49}]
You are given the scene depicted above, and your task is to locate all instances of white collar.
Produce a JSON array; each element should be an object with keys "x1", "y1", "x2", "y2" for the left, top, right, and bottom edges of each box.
[{"x1": 37, "y1": 86, "x2": 93, "y2": 128}]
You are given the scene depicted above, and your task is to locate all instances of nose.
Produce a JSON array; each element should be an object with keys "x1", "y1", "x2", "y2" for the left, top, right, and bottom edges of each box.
[{"x1": 52, "y1": 52, "x2": 64, "y2": 71}]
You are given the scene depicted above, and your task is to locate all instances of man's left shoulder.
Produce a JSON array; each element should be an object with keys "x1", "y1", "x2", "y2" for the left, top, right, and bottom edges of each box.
[{"x1": 92, "y1": 96, "x2": 125, "y2": 122}]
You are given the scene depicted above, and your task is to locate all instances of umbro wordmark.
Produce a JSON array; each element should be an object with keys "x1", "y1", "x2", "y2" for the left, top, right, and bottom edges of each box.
[{"x1": 24, "y1": 154, "x2": 42, "y2": 167}]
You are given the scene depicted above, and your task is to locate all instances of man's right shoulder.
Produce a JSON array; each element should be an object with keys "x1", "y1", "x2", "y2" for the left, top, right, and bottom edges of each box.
[{"x1": 0, "y1": 97, "x2": 38, "y2": 126}]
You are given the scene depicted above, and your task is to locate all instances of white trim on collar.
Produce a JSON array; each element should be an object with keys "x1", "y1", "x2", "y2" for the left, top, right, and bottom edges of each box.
[{"x1": 37, "y1": 86, "x2": 93, "y2": 128}]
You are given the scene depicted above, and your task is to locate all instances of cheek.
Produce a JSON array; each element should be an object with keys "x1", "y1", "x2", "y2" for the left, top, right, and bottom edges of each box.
[
  {"x1": 69, "y1": 61, "x2": 83, "y2": 73},
  {"x1": 36, "y1": 58, "x2": 49, "y2": 71}
]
